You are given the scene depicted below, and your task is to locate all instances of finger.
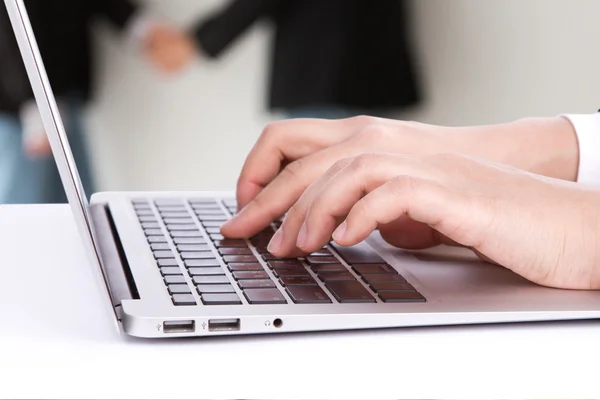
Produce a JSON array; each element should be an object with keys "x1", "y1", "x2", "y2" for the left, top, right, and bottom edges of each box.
[
  {"x1": 265, "y1": 158, "x2": 354, "y2": 256},
  {"x1": 333, "y1": 176, "x2": 468, "y2": 247},
  {"x1": 292, "y1": 154, "x2": 437, "y2": 254},
  {"x1": 234, "y1": 118, "x2": 356, "y2": 209}
]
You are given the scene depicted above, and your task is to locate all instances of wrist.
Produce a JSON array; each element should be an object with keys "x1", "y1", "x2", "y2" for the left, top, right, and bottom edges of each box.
[{"x1": 454, "y1": 117, "x2": 579, "y2": 181}]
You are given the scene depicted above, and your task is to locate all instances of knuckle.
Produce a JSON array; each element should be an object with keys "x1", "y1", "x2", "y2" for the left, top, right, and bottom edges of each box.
[
  {"x1": 351, "y1": 153, "x2": 380, "y2": 171},
  {"x1": 390, "y1": 175, "x2": 420, "y2": 197},
  {"x1": 347, "y1": 114, "x2": 378, "y2": 126},
  {"x1": 261, "y1": 121, "x2": 283, "y2": 142},
  {"x1": 281, "y1": 159, "x2": 304, "y2": 180},
  {"x1": 357, "y1": 124, "x2": 393, "y2": 145}
]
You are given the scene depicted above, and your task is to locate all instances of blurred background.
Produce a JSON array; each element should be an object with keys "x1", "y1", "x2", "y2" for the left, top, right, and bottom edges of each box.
[{"x1": 2, "y1": 0, "x2": 600, "y2": 202}]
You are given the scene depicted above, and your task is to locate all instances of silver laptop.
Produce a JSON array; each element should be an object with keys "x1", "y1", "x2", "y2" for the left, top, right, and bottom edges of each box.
[{"x1": 6, "y1": 0, "x2": 600, "y2": 338}]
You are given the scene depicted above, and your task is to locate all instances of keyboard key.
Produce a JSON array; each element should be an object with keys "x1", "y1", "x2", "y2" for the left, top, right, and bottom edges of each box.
[
  {"x1": 151, "y1": 243, "x2": 171, "y2": 251},
  {"x1": 272, "y1": 268, "x2": 310, "y2": 278},
  {"x1": 163, "y1": 218, "x2": 194, "y2": 224},
  {"x1": 199, "y1": 215, "x2": 227, "y2": 221},
  {"x1": 223, "y1": 255, "x2": 257, "y2": 264},
  {"x1": 311, "y1": 264, "x2": 347, "y2": 273},
  {"x1": 286, "y1": 285, "x2": 331, "y2": 304},
  {"x1": 221, "y1": 198, "x2": 237, "y2": 207},
  {"x1": 157, "y1": 205, "x2": 187, "y2": 212},
  {"x1": 201, "y1": 220, "x2": 225, "y2": 227},
  {"x1": 219, "y1": 247, "x2": 253, "y2": 256},
  {"x1": 205, "y1": 227, "x2": 222, "y2": 234},
  {"x1": 185, "y1": 259, "x2": 220, "y2": 268},
  {"x1": 310, "y1": 249, "x2": 332, "y2": 257},
  {"x1": 232, "y1": 271, "x2": 269, "y2": 280},
  {"x1": 174, "y1": 237, "x2": 206, "y2": 245},
  {"x1": 196, "y1": 284, "x2": 235, "y2": 294},
  {"x1": 177, "y1": 244, "x2": 211, "y2": 252},
  {"x1": 155, "y1": 199, "x2": 183, "y2": 206},
  {"x1": 170, "y1": 231, "x2": 203, "y2": 238},
  {"x1": 262, "y1": 253, "x2": 298, "y2": 261},
  {"x1": 331, "y1": 243, "x2": 385, "y2": 264},
  {"x1": 138, "y1": 216, "x2": 158, "y2": 223},
  {"x1": 254, "y1": 246, "x2": 270, "y2": 254},
  {"x1": 147, "y1": 236, "x2": 167, "y2": 243},
  {"x1": 228, "y1": 263, "x2": 263, "y2": 271},
  {"x1": 160, "y1": 267, "x2": 183, "y2": 276},
  {"x1": 189, "y1": 198, "x2": 218, "y2": 205},
  {"x1": 361, "y1": 274, "x2": 406, "y2": 283},
  {"x1": 214, "y1": 239, "x2": 247, "y2": 248},
  {"x1": 135, "y1": 210, "x2": 154, "y2": 216},
  {"x1": 167, "y1": 224, "x2": 199, "y2": 231},
  {"x1": 141, "y1": 222, "x2": 160, "y2": 229},
  {"x1": 144, "y1": 228, "x2": 163, "y2": 236},
  {"x1": 158, "y1": 259, "x2": 179, "y2": 267},
  {"x1": 325, "y1": 281, "x2": 375, "y2": 303},
  {"x1": 369, "y1": 281, "x2": 415, "y2": 292},
  {"x1": 243, "y1": 288, "x2": 286, "y2": 304},
  {"x1": 164, "y1": 275, "x2": 187, "y2": 284},
  {"x1": 378, "y1": 291, "x2": 426, "y2": 303},
  {"x1": 318, "y1": 271, "x2": 355, "y2": 282},
  {"x1": 172, "y1": 293, "x2": 196, "y2": 306},
  {"x1": 154, "y1": 250, "x2": 174, "y2": 259},
  {"x1": 160, "y1": 212, "x2": 191, "y2": 218},
  {"x1": 352, "y1": 263, "x2": 398, "y2": 275},
  {"x1": 192, "y1": 275, "x2": 230, "y2": 285},
  {"x1": 267, "y1": 260, "x2": 303, "y2": 269},
  {"x1": 306, "y1": 256, "x2": 339, "y2": 265},
  {"x1": 279, "y1": 276, "x2": 318, "y2": 286},
  {"x1": 201, "y1": 293, "x2": 242, "y2": 305},
  {"x1": 180, "y1": 251, "x2": 216, "y2": 260},
  {"x1": 188, "y1": 267, "x2": 225, "y2": 276},
  {"x1": 238, "y1": 279, "x2": 276, "y2": 289},
  {"x1": 210, "y1": 233, "x2": 225, "y2": 241},
  {"x1": 168, "y1": 284, "x2": 191, "y2": 295}
]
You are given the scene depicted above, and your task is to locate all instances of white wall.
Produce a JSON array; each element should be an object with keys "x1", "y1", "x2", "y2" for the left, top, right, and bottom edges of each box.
[{"x1": 86, "y1": 0, "x2": 600, "y2": 193}]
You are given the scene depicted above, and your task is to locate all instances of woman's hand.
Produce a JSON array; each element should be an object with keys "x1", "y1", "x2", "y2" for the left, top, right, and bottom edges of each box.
[{"x1": 264, "y1": 152, "x2": 600, "y2": 290}]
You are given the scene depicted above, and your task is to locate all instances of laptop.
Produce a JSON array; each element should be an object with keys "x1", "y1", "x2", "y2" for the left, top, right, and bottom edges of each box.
[{"x1": 5, "y1": 0, "x2": 600, "y2": 338}]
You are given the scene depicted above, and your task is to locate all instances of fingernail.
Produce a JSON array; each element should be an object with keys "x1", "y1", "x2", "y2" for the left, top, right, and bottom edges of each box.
[
  {"x1": 267, "y1": 229, "x2": 283, "y2": 253},
  {"x1": 332, "y1": 221, "x2": 347, "y2": 242},
  {"x1": 296, "y1": 223, "x2": 308, "y2": 248}
]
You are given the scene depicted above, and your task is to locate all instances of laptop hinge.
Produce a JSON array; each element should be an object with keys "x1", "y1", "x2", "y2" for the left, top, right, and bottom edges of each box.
[{"x1": 89, "y1": 203, "x2": 140, "y2": 320}]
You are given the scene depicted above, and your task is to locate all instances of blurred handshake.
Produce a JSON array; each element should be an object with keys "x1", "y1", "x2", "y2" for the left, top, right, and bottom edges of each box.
[{"x1": 142, "y1": 23, "x2": 197, "y2": 74}]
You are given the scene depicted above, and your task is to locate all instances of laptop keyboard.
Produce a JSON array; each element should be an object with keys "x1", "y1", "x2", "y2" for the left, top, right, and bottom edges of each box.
[{"x1": 132, "y1": 198, "x2": 426, "y2": 306}]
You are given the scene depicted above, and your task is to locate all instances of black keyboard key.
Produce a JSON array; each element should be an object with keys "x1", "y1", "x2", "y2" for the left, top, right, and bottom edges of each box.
[
  {"x1": 326, "y1": 281, "x2": 375, "y2": 303},
  {"x1": 164, "y1": 275, "x2": 187, "y2": 284},
  {"x1": 180, "y1": 251, "x2": 216, "y2": 260},
  {"x1": 311, "y1": 263, "x2": 347, "y2": 273},
  {"x1": 153, "y1": 250, "x2": 174, "y2": 259},
  {"x1": 286, "y1": 285, "x2": 331, "y2": 304},
  {"x1": 158, "y1": 259, "x2": 179, "y2": 267},
  {"x1": 223, "y1": 255, "x2": 257, "y2": 264},
  {"x1": 177, "y1": 244, "x2": 211, "y2": 252},
  {"x1": 170, "y1": 231, "x2": 203, "y2": 238},
  {"x1": 160, "y1": 267, "x2": 183, "y2": 276},
  {"x1": 306, "y1": 256, "x2": 339, "y2": 265},
  {"x1": 262, "y1": 253, "x2": 297, "y2": 261},
  {"x1": 185, "y1": 259, "x2": 220, "y2": 268},
  {"x1": 361, "y1": 274, "x2": 406, "y2": 283},
  {"x1": 201, "y1": 293, "x2": 242, "y2": 305},
  {"x1": 151, "y1": 243, "x2": 171, "y2": 251},
  {"x1": 272, "y1": 268, "x2": 310, "y2": 278},
  {"x1": 141, "y1": 222, "x2": 160, "y2": 229},
  {"x1": 254, "y1": 246, "x2": 270, "y2": 254},
  {"x1": 318, "y1": 271, "x2": 355, "y2": 282},
  {"x1": 243, "y1": 288, "x2": 286, "y2": 304},
  {"x1": 331, "y1": 243, "x2": 385, "y2": 264},
  {"x1": 214, "y1": 239, "x2": 247, "y2": 248},
  {"x1": 192, "y1": 275, "x2": 230, "y2": 285},
  {"x1": 279, "y1": 276, "x2": 318, "y2": 286},
  {"x1": 174, "y1": 237, "x2": 206, "y2": 245},
  {"x1": 168, "y1": 284, "x2": 191, "y2": 295},
  {"x1": 219, "y1": 247, "x2": 253, "y2": 256},
  {"x1": 196, "y1": 284, "x2": 235, "y2": 294},
  {"x1": 232, "y1": 271, "x2": 269, "y2": 280},
  {"x1": 144, "y1": 228, "x2": 163, "y2": 236},
  {"x1": 238, "y1": 279, "x2": 276, "y2": 289},
  {"x1": 352, "y1": 263, "x2": 398, "y2": 275},
  {"x1": 378, "y1": 291, "x2": 426, "y2": 303},
  {"x1": 172, "y1": 294, "x2": 196, "y2": 306},
  {"x1": 188, "y1": 267, "x2": 225, "y2": 276},
  {"x1": 310, "y1": 249, "x2": 332, "y2": 257},
  {"x1": 167, "y1": 224, "x2": 198, "y2": 231},
  {"x1": 228, "y1": 263, "x2": 263, "y2": 271},
  {"x1": 147, "y1": 235, "x2": 167, "y2": 243},
  {"x1": 369, "y1": 281, "x2": 415, "y2": 292},
  {"x1": 267, "y1": 260, "x2": 303, "y2": 269}
]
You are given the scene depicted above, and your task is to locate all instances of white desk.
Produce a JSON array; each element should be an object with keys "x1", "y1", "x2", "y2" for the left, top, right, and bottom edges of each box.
[{"x1": 1, "y1": 204, "x2": 599, "y2": 399}]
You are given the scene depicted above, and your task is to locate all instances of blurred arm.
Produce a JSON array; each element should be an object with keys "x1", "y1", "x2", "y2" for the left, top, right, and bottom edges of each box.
[
  {"x1": 562, "y1": 113, "x2": 600, "y2": 186},
  {"x1": 194, "y1": 0, "x2": 283, "y2": 58}
]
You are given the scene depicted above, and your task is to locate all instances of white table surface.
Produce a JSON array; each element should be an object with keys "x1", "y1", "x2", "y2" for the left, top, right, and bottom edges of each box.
[{"x1": 0, "y1": 204, "x2": 599, "y2": 399}]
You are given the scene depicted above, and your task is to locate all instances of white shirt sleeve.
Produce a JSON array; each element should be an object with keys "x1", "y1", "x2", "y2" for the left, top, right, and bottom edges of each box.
[{"x1": 561, "y1": 113, "x2": 600, "y2": 186}]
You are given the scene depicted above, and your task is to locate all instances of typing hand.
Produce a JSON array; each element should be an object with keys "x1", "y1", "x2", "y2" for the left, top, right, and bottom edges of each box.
[
  {"x1": 144, "y1": 24, "x2": 196, "y2": 73},
  {"x1": 23, "y1": 131, "x2": 51, "y2": 159},
  {"x1": 220, "y1": 116, "x2": 578, "y2": 239},
  {"x1": 266, "y1": 152, "x2": 600, "y2": 290}
]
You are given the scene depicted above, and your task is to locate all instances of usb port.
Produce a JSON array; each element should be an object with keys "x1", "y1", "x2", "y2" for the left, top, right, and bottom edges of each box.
[
  {"x1": 208, "y1": 318, "x2": 240, "y2": 332},
  {"x1": 163, "y1": 320, "x2": 195, "y2": 333}
]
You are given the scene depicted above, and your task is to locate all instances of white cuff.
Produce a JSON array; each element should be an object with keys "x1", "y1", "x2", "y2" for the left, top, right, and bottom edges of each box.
[{"x1": 561, "y1": 113, "x2": 600, "y2": 186}]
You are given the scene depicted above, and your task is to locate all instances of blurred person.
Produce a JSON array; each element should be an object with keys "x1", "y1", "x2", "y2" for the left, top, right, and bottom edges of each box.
[
  {"x1": 146, "y1": 0, "x2": 422, "y2": 120},
  {"x1": 0, "y1": 0, "x2": 185, "y2": 204}
]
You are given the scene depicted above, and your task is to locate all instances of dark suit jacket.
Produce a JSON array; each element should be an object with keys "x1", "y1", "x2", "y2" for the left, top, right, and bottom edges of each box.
[
  {"x1": 0, "y1": 0, "x2": 136, "y2": 114},
  {"x1": 195, "y1": 0, "x2": 421, "y2": 112}
]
